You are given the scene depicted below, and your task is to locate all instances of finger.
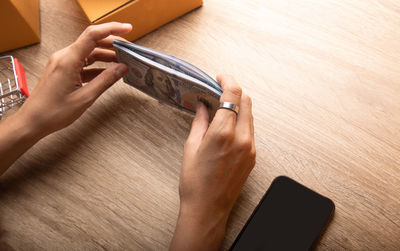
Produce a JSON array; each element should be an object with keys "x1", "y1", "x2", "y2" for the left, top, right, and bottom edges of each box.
[
  {"x1": 80, "y1": 68, "x2": 105, "y2": 83},
  {"x1": 86, "y1": 48, "x2": 117, "y2": 66},
  {"x1": 186, "y1": 102, "x2": 209, "y2": 148},
  {"x1": 211, "y1": 74, "x2": 242, "y2": 127},
  {"x1": 72, "y1": 22, "x2": 132, "y2": 61},
  {"x1": 235, "y1": 94, "x2": 253, "y2": 140},
  {"x1": 97, "y1": 35, "x2": 130, "y2": 48},
  {"x1": 74, "y1": 63, "x2": 128, "y2": 103}
]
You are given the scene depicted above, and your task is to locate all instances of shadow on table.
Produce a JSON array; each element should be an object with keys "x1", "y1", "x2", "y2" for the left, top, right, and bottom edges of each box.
[
  {"x1": 0, "y1": 92, "x2": 149, "y2": 186},
  {"x1": 0, "y1": 90, "x2": 191, "y2": 246}
]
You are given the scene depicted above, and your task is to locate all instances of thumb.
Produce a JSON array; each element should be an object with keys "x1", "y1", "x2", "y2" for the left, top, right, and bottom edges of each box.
[
  {"x1": 186, "y1": 102, "x2": 209, "y2": 146},
  {"x1": 78, "y1": 63, "x2": 128, "y2": 102}
]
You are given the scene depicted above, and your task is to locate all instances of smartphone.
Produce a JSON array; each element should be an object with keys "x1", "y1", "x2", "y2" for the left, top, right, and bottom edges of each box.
[{"x1": 230, "y1": 176, "x2": 335, "y2": 251}]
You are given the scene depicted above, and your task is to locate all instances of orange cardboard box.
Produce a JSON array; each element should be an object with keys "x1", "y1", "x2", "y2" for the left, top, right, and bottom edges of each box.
[
  {"x1": 0, "y1": 0, "x2": 40, "y2": 53},
  {"x1": 76, "y1": 0, "x2": 203, "y2": 41}
]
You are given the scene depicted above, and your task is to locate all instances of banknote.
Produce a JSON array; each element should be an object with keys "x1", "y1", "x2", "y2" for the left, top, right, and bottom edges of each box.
[
  {"x1": 114, "y1": 40, "x2": 222, "y2": 93},
  {"x1": 113, "y1": 39, "x2": 222, "y2": 119}
]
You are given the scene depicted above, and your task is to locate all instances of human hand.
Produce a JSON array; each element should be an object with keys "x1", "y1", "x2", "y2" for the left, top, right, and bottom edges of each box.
[
  {"x1": 0, "y1": 22, "x2": 131, "y2": 175},
  {"x1": 170, "y1": 75, "x2": 256, "y2": 251},
  {"x1": 17, "y1": 22, "x2": 131, "y2": 138}
]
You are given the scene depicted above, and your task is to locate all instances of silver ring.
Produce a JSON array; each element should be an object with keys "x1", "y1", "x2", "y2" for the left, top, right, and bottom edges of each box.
[{"x1": 218, "y1": 102, "x2": 239, "y2": 115}]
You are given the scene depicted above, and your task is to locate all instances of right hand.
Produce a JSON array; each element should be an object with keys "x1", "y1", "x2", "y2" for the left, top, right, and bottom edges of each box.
[{"x1": 170, "y1": 75, "x2": 256, "y2": 251}]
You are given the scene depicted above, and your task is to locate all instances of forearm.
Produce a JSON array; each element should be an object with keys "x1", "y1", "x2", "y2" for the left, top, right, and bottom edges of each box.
[
  {"x1": 170, "y1": 204, "x2": 228, "y2": 251},
  {"x1": 0, "y1": 111, "x2": 43, "y2": 175}
]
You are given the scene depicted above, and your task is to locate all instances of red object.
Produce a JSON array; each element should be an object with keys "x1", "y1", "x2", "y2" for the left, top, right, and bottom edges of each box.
[{"x1": 13, "y1": 58, "x2": 29, "y2": 97}]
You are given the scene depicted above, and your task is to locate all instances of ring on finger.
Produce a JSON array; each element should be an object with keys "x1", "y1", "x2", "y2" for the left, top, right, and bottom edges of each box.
[{"x1": 218, "y1": 101, "x2": 239, "y2": 115}]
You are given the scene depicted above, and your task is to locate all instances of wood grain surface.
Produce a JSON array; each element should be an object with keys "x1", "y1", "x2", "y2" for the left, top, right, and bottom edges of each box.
[{"x1": 1, "y1": 0, "x2": 400, "y2": 250}]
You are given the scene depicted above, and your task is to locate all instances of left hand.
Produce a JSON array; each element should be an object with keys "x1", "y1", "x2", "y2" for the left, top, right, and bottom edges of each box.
[
  {"x1": 0, "y1": 22, "x2": 131, "y2": 175},
  {"x1": 17, "y1": 22, "x2": 132, "y2": 138}
]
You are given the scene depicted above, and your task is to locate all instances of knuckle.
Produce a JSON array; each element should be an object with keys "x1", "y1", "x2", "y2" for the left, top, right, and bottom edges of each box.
[
  {"x1": 56, "y1": 55, "x2": 69, "y2": 68},
  {"x1": 64, "y1": 47, "x2": 82, "y2": 68},
  {"x1": 48, "y1": 51, "x2": 61, "y2": 64},
  {"x1": 68, "y1": 43, "x2": 81, "y2": 56},
  {"x1": 84, "y1": 25, "x2": 98, "y2": 38},
  {"x1": 236, "y1": 137, "x2": 253, "y2": 152},
  {"x1": 250, "y1": 148, "x2": 257, "y2": 161},
  {"x1": 48, "y1": 50, "x2": 71, "y2": 70},
  {"x1": 216, "y1": 128, "x2": 235, "y2": 143},
  {"x1": 91, "y1": 47, "x2": 101, "y2": 57},
  {"x1": 85, "y1": 25, "x2": 95, "y2": 34},
  {"x1": 227, "y1": 85, "x2": 242, "y2": 97}
]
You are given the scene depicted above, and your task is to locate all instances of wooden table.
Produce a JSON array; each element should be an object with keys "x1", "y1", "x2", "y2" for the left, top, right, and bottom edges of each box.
[{"x1": 1, "y1": 0, "x2": 399, "y2": 250}]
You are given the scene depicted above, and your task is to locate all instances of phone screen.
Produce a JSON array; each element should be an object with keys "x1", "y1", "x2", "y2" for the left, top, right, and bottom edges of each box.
[{"x1": 230, "y1": 176, "x2": 335, "y2": 251}]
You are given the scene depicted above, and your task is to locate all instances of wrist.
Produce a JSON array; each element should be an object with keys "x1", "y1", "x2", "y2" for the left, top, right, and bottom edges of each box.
[
  {"x1": 11, "y1": 109, "x2": 47, "y2": 143},
  {"x1": 0, "y1": 110, "x2": 45, "y2": 175},
  {"x1": 171, "y1": 203, "x2": 229, "y2": 251},
  {"x1": 178, "y1": 202, "x2": 230, "y2": 228}
]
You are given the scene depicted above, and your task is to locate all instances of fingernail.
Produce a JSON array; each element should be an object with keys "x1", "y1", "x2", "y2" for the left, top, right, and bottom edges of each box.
[
  {"x1": 122, "y1": 23, "x2": 132, "y2": 29},
  {"x1": 114, "y1": 64, "x2": 128, "y2": 77}
]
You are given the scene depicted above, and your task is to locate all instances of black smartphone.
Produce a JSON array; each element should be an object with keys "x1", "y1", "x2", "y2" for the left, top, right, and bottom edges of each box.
[{"x1": 230, "y1": 176, "x2": 335, "y2": 251}]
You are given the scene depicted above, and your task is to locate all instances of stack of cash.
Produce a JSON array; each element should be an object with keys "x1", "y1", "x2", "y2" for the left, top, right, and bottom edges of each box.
[{"x1": 114, "y1": 39, "x2": 222, "y2": 119}]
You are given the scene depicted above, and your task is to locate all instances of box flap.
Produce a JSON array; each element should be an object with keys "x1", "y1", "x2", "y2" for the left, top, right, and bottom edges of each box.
[
  {"x1": 95, "y1": 0, "x2": 203, "y2": 41},
  {"x1": 76, "y1": 0, "x2": 133, "y2": 22}
]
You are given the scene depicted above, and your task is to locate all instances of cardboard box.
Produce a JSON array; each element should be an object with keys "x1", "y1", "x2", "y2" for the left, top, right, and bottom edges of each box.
[
  {"x1": 0, "y1": 0, "x2": 40, "y2": 53},
  {"x1": 76, "y1": 0, "x2": 203, "y2": 41}
]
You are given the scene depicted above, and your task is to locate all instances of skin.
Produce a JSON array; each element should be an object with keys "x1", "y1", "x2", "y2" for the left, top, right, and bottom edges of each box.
[
  {"x1": 0, "y1": 22, "x2": 256, "y2": 250},
  {"x1": 170, "y1": 75, "x2": 256, "y2": 250},
  {"x1": 0, "y1": 22, "x2": 131, "y2": 174}
]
